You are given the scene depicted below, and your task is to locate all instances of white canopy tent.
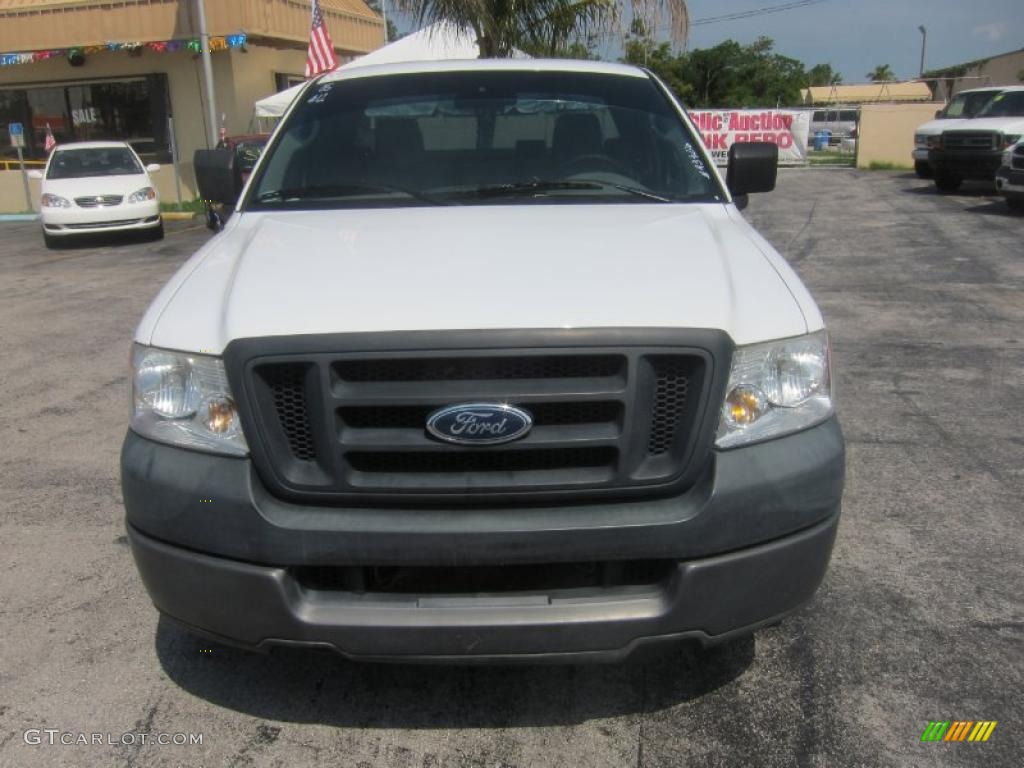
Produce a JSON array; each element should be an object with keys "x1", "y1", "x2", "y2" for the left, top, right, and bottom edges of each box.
[{"x1": 254, "y1": 22, "x2": 506, "y2": 119}]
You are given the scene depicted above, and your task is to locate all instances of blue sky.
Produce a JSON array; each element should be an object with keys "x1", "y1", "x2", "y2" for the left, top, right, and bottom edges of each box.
[{"x1": 387, "y1": 0, "x2": 1022, "y2": 82}]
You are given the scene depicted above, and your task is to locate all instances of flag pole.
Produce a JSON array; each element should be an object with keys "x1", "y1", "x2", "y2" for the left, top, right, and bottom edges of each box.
[{"x1": 196, "y1": 0, "x2": 219, "y2": 148}]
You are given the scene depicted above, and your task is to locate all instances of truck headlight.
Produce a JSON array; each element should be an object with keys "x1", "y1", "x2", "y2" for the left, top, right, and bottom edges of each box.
[
  {"x1": 131, "y1": 345, "x2": 248, "y2": 456},
  {"x1": 1003, "y1": 134, "x2": 1022, "y2": 149},
  {"x1": 127, "y1": 186, "x2": 156, "y2": 203},
  {"x1": 716, "y1": 331, "x2": 833, "y2": 449},
  {"x1": 914, "y1": 133, "x2": 927, "y2": 148},
  {"x1": 41, "y1": 193, "x2": 71, "y2": 208}
]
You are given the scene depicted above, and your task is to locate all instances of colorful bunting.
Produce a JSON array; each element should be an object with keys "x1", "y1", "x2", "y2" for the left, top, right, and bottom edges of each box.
[{"x1": 0, "y1": 33, "x2": 247, "y2": 67}]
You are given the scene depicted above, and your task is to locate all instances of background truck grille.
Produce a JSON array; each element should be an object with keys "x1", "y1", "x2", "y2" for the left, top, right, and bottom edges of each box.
[
  {"x1": 74, "y1": 195, "x2": 123, "y2": 207},
  {"x1": 942, "y1": 132, "x2": 998, "y2": 151},
  {"x1": 1013, "y1": 145, "x2": 1024, "y2": 171},
  {"x1": 232, "y1": 332, "x2": 726, "y2": 505}
]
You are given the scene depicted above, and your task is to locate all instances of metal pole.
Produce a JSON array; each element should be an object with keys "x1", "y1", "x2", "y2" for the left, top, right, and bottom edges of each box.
[
  {"x1": 381, "y1": 0, "x2": 389, "y2": 44},
  {"x1": 168, "y1": 116, "x2": 183, "y2": 206},
  {"x1": 918, "y1": 26, "x2": 927, "y2": 78},
  {"x1": 16, "y1": 146, "x2": 33, "y2": 212},
  {"x1": 196, "y1": 0, "x2": 219, "y2": 148}
]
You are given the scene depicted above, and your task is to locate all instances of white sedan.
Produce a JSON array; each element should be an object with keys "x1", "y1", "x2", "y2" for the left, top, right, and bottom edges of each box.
[{"x1": 30, "y1": 141, "x2": 163, "y2": 248}]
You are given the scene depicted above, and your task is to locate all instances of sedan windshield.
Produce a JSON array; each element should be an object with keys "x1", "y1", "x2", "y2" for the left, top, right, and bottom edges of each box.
[
  {"x1": 47, "y1": 147, "x2": 142, "y2": 179},
  {"x1": 248, "y1": 70, "x2": 723, "y2": 209}
]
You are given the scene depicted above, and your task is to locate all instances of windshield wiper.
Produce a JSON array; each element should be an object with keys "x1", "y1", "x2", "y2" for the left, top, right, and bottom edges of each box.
[
  {"x1": 446, "y1": 179, "x2": 673, "y2": 202},
  {"x1": 255, "y1": 183, "x2": 444, "y2": 206},
  {"x1": 572, "y1": 180, "x2": 674, "y2": 203},
  {"x1": 446, "y1": 180, "x2": 600, "y2": 199}
]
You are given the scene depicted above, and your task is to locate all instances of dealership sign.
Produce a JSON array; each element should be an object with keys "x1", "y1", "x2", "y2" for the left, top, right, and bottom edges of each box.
[{"x1": 690, "y1": 110, "x2": 812, "y2": 166}]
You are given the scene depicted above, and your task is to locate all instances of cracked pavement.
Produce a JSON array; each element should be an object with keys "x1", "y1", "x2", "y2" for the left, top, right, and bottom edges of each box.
[{"x1": 0, "y1": 170, "x2": 1021, "y2": 767}]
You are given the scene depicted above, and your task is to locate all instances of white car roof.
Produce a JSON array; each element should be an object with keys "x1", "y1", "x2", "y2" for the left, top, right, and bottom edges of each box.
[
  {"x1": 52, "y1": 141, "x2": 131, "y2": 151},
  {"x1": 318, "y1": 58, "x2": 648, "y2": 84}
]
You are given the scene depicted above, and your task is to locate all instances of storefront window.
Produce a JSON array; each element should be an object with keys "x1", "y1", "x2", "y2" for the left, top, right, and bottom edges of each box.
[{"x1": 0, "y1": 75, "x2": 169, "y2": 160}]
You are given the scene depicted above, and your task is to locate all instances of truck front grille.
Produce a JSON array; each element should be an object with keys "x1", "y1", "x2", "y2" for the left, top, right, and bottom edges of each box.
[
  {"x1": 230, "y1": 331, "x2": 727, "y2": 505},
  {"x1": 942, "y1": 131, "x2": 999, "y2": 151}
]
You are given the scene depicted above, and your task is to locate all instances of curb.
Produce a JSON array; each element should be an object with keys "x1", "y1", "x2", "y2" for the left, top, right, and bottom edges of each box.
[
  {"x1": 161, "y1": 212, "x2": 197, "y2": 221},
  {"x1": 0, "y1": 213, "x2": 39, "y2": 221}
]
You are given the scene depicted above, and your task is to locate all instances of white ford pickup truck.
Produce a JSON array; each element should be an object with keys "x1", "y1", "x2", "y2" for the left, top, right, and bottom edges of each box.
[{"x1": 122, "y1": 60, "x2": 844, "y2": 662}]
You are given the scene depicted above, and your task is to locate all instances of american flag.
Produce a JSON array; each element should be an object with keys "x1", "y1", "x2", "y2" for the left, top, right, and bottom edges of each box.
[
  {"x1": 43, "y1": 123, "x2": 56, "y2": 153},
  {"x1": 305, "y1": 0, "x2": 339, "y2": 77}
]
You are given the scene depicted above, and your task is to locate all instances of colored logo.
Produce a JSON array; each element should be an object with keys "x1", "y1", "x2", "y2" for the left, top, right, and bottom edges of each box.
[
  {"x1": 426, "y1": 403, "x2": 533, "y2": 446},
  {"x1": 921, "y1": 721, "x2": 997, "y2": 743}
]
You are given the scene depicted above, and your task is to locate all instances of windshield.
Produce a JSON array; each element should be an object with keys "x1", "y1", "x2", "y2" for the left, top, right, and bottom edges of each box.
[
  {"x1": 247, "y1": 70, "x2": 723, "y2": 210},
  {"x1": 977, "y1": 91, "x2": 1024, "y2": 118},
  {"x1": 943, "y1": 91, "x2": 999, "y2": 118},
  {"x1": 46, "y1": 147, "x2": 142, "y2": 179}
]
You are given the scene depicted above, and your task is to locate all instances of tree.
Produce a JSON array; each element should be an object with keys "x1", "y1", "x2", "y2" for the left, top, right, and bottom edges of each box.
[
  {"x1": 623, "y1": 36, "x2": 818, "y2": 107},
  {"x1": 807, "y1": 63, "x2": 842, "y2": 87},
  {"x1": 867, "y1": 64, "x2": 895, "y2": 82},
  {"x1": 396, "y1": 0, "x2": 689, "y2": 58}
]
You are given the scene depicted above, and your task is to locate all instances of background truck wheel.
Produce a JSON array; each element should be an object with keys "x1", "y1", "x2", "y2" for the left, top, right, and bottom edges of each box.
[
  {"x1": 934, "y1": 173, "x2": 962, "y2": 192},
  {"x1": 914, "y1": 161, "x2": 933, "y2": 179}
]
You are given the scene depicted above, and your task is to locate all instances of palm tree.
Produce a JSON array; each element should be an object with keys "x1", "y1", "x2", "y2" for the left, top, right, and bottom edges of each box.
[
  {"x1": 866, "y1": 64, "x2": 895, "y2": 82},
  {"x1": 396, "y1": 0, "x2": 689, "y2": 58}
]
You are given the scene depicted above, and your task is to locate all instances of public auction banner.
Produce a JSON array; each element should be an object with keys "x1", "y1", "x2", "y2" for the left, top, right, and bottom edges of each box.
[{"x1": 689, "y1": 110, "x2": 812, "y2": 166}]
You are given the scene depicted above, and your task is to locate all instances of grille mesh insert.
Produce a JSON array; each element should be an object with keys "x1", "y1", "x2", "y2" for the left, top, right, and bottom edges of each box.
[
  {"x1": 335, "y1": 356, "x2": 623, "y2": 382},
  {"x1": 265, "y1": 366, "x2": 317, "y2": 461},
  {"x1": 648, "y1": 358, "x2": 690, "y2": 455}
]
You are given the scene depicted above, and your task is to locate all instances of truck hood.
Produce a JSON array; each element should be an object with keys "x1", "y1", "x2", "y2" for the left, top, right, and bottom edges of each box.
[
  {"x1": 943, "y1": 117, "x2": 1024, "y2": 133},
  {"x1": 140, "y1": 204, "x2": 813, "y2": 352},
  {"x1": 915, "y1": 118, "x2": 967, "y2": 136}
]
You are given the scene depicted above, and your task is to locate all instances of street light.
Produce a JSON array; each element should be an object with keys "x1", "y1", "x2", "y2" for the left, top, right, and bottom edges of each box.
[{"x1": 918, "y1": 25, "x2": 927, "y2": 78}]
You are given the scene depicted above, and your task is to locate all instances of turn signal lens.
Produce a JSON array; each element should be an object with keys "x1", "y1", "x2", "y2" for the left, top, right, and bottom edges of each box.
[
  {"x1": 725, "y1": 387, "x2": 766, "y2": 427},
  {"x1": 203, "y1": 396, "x2": 240, "y2": 435}
]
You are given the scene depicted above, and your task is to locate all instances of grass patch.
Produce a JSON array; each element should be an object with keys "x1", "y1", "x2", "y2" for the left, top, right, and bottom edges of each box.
[
  {"x1": 159, "y1": 199, "x2": 207, "y2": 213},
  {"x1": 867, "y1": 161, "x2": 912, "y2": 171},
  {"x1": 808, "y1": 151, "x2": 855, "y2": 167}
]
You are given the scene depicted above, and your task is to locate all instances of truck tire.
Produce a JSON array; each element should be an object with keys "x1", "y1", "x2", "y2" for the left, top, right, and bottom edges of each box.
[
  {"x1": 914, "y1": 160, "x2": 933, "y2": 179},
  {"x1": 934, "y1": 173, "x2": 962, "y2": 193}
]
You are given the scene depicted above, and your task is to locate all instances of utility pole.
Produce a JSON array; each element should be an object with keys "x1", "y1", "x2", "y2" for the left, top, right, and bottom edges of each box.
[
  {"x1": 196, "y1": 0, "x2": 219, "y2": 148},
  {"x1": 918, "y1": 25, "x2": 927, "y2": 78},
  {"x1": 381, "y1": 0, "x2": 389, "y2": 44}
]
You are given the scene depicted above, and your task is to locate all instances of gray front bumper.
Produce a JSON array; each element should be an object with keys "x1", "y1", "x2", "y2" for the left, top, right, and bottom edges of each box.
[{"x1": 123, "y1": 417, "x2": 844, "y2": 661}]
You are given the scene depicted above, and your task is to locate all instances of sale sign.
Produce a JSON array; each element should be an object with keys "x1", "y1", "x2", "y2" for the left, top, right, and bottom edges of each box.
[{"x1": 689, "y1": 109, "x2": 812, "y2": 166}]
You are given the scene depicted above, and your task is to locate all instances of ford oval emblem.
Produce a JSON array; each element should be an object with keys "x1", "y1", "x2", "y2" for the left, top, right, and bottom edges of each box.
[{"x1": 426, "y1": 403, "x2": 533, "y2": 446}]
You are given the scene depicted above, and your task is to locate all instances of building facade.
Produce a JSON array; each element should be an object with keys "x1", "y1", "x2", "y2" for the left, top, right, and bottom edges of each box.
[
  {"x1": 0, "y1": 0, "x2": 384, "y2": 209},
  {"x1": 925, "y1": 47, "x2": 1024, "y2": 100}
]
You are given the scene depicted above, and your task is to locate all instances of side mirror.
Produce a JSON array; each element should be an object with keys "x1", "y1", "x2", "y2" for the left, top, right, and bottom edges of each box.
[
  {"x1": 146, "y1": 163, "x2": 161, "y2": 173},
  {"x1": 27, "y1": 169, "x2": 44, "y2": 180},
  {"x1": 194, "y1": 149, "x2": 239, "y2": 205},
  {"x1": 726, "y1": 141, "x2": 778, "y2": 197}
]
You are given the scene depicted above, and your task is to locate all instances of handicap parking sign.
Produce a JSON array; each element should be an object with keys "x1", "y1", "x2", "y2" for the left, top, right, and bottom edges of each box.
[{"x1": 8, "y1": 122, "x2": 25, "y2": 148}]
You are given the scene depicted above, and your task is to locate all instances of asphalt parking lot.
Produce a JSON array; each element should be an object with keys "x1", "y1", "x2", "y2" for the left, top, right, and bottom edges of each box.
[{"x1": 1, "y1": 170, "x2": 1021, "y2": 768}]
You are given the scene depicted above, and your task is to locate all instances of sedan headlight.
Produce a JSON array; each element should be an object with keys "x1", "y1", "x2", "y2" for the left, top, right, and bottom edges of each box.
[
  {"x1": 127, "y1": 186, "x2": 156, "y2": 203},
  {"x1": 41, "y1": 193, "x2": 71, "y2": 208},
  {"x1": 131, "y1": 345, "x2": 248, "y2": 456},
  {"x1": 716, "y1": 331, "x2": 833, "y2": 449}
]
